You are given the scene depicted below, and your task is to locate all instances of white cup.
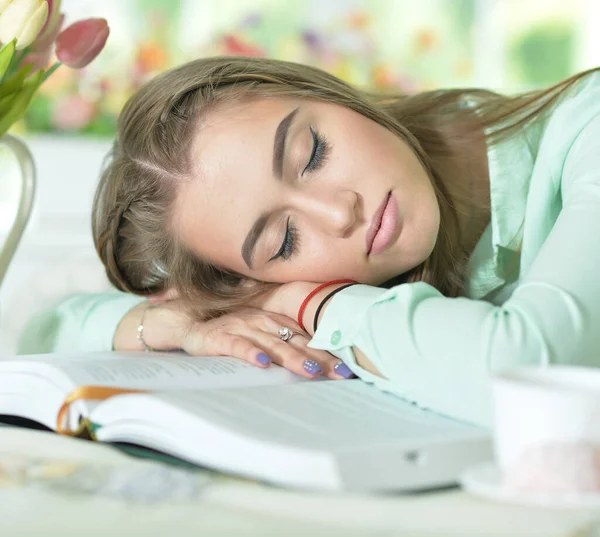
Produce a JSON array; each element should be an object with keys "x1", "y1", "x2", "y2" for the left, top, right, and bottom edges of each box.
[{"x1": 493, "y1": 366, "x2": 600, "y2": 472}]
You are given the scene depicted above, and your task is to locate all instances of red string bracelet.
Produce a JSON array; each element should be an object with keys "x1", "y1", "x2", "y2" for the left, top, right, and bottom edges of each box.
[{"x1": 297, "y1": 279, "x2": 357, "y2": 332}]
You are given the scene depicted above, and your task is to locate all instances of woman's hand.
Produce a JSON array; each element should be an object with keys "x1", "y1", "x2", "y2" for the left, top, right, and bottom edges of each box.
[
  {"x1": 250, "y1": 281, "x2": 385, "y2": 378},
  {"x1": 113, "y1": 300, "x2": 354, "y2": 380}
]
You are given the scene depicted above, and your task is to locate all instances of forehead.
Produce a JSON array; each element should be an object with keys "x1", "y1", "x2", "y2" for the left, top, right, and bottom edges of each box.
[
  {"x1": 186, "y1": 96, "x2": 293, "y2": 186},
  {"x1": 194, "y1": 95, "x2": 295, "y2": 149},
  {"x1": 173, "y1": 96, "x2": 299, "y2": 263}
]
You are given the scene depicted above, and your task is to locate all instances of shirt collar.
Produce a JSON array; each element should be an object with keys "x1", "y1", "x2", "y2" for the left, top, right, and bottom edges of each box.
[{"x1": 464, "y1": 125, "x2": 537, "y2": 299}]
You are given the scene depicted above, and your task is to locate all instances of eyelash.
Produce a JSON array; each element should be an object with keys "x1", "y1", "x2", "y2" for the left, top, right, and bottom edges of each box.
[
  {"x1": 273, "y1": 127, "x2": 329, "y2": 262},
  {"x1": 271, "y1": 218, "x2": 299, "y2": 261},
  {"x1": 303, "y1": 127, "x2": 330, "y2": 175}
]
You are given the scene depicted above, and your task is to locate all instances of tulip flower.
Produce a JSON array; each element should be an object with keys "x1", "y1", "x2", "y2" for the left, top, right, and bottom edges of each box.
[
  {"x1": 0, "y1": 0, "x2": 12, "y2": 14},
  {"x1": 55, "y1": 18, "x2": 109, "y2": 69},
  {"x1": 34, "y1": 0, "x2": 60, "y2": 48},
  {"x1": 38, "y1": 0, "x2": 58, "y2": 35},
  {"x1": 22, "y1": 11, "x2": 62, "y2": 72},
  {"x1": 0, "y1": 0, "x2": 49, "y2": 50}
]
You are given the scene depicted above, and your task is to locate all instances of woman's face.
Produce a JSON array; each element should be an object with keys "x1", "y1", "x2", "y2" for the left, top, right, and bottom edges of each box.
[{"x1": 174, "y1": 96, "x2": 440, "y2": 285}]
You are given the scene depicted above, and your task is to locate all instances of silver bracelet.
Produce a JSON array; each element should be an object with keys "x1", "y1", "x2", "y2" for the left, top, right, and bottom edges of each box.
[{"x1": 136, "y1": 303, "x2": 156, "y2": 352}]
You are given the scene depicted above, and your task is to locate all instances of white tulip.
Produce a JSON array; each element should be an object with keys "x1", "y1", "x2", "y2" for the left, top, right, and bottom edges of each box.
[
  {"x1": 0, "y1": 0, "x2": 48, "y2": 50},
  {"x1": 0, "y1": 0, "x2": 14, "y2": 16}
]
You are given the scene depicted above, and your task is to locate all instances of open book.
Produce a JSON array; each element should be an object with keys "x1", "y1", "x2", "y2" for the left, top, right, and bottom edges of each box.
[{"x1": 0, "y1": 352, "x2": 491, "y2": 492}]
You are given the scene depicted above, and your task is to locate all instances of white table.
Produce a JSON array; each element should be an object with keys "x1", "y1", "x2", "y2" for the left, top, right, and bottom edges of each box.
[{"x1": 0, "y1": 427, "x2": 598, "y2": 537}]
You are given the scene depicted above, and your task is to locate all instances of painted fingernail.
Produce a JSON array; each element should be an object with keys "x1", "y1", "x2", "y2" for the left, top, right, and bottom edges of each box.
[
  {"x1": 334, "y1": 361, "x2": 355, "y2": 379},
  {"x1": 303, "y1": 359, "x2": 323, "y2": 375},
  {"x1": 256, "y1": 353, "x2": 271, "y2": 366}
]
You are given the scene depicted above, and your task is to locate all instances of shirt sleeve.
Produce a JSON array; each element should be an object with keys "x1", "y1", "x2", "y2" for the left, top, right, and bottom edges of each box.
[
  {"x1": 308, "y1": 111, "x2": 600, "y2": 428},
  {"x1": 17, "y1": 292, "x2": 146, "y2": 355}
]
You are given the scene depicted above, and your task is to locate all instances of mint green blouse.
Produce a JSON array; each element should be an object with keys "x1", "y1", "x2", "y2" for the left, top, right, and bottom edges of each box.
[{"x1": 19, "y1": 71, "x2": 600, "y2": 427}]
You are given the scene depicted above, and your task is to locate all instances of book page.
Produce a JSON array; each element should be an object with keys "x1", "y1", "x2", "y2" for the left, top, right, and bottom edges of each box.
[
  {"x1": 91, "y1": 372, "x2": 491, "y2": 492},
  {"x1": 63, "y1": 353, "x2": 306, "y2": 391},
  {"x1": 105, "y1": 379, "x2": 484, "y2": 450},
  {"x1": 4, "y1": 351, "x2": 305, "y2": 392},
  {"x1": 0, "y1": 352, "x2": 309, "y2": 431}
]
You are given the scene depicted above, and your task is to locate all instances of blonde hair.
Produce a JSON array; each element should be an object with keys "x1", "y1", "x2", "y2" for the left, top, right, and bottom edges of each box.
[{"x1": 92, "y1": 56, "x2": 599, "y2": 320}]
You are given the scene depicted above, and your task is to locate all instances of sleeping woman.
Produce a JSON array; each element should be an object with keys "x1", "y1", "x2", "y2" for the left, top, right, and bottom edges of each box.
[{"x1": 21, "y1": 57, "x2": 600, "y2": 426}]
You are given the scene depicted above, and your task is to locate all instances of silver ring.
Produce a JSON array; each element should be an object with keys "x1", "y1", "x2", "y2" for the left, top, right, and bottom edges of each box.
[{"x1": 278, "y1": 327, "x2": 294, "y2": 342}]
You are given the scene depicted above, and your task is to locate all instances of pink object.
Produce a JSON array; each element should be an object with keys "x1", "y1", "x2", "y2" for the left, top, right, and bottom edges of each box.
[
  {"x1": 366, "y1": 191, "x2": 400, "y2": 256},
  {"x1": 55, "y1": 18, "x2": 109, "y2": 69},
  {"x1": 222, "y1": 35, "x2": 263, "y2": 57},
  {"x1": 503, "y1": 442, "x2": 600, "y2": 494},
  {"x1": 22, "y1": 49, "x2": 50, "y2": 71},
  {"x1": 32, "y1": 11, "x2": 63, "y2": 51},
  {"x1": 52, "y1": 95, "x2": 95, "y2": 130}
]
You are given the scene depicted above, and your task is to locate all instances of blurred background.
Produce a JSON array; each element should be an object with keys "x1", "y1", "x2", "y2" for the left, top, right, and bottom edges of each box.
[
  {"x1": 0, "y1": 0, "x2": 599, "y2": 353},
  {"x1": 10, "y1": 0, "x2": 600, "y2": 137}
]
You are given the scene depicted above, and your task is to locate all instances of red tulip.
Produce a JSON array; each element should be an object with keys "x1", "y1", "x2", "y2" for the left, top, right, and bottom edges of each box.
[{"x1": 55, "y1": 18, "x2": 109, "y2": 69}]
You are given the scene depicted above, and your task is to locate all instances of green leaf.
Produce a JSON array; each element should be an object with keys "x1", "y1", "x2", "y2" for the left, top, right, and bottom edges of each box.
[
  {"x1": 0, "y1": 39, "x2": 16, "y2": 81},
  {"x1": 0, "y1": 92, "x2": 18, "y2": 118},
  {"x1": 0, "y1": 63, "x2": 33, "y2": 100},
  {"x1": 0, "y1": 68, "x2": 44, "y2": 137}
]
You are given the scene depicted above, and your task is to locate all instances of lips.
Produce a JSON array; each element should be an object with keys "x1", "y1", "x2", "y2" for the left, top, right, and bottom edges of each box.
[{"x1": 366, "y1": 191, "x2": 399, "y2": 256}]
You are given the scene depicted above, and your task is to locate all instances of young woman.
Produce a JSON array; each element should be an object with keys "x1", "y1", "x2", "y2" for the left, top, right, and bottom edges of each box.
[{"x1": 21, "y1": 57, "x2": 600, "y2": 427}]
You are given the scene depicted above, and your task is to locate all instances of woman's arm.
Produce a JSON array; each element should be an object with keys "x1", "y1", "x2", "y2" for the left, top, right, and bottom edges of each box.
[
  {"x1": 304, "y1": 110, "x2": 600, "y2": 427},
  {"x1": 18, "y1": 292, "x2": 146, "y2": 354},
  {"x1": 18, "y1": 290, "x2": 352, "y2": 380}
]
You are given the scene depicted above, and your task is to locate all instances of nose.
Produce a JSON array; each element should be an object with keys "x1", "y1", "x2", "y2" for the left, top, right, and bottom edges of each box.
[{"x1": 294, "y1": 189, "x2": 359, "y2": 237}]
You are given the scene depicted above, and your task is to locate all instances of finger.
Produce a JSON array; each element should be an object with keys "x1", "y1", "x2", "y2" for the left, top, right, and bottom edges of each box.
[
  {"x1": 183, "y1": 314, "x2": 341, "y2": 378},
  {"x1": 183, "y1": 329, "x2": 273, "y2": 369},
  {"x1": 246, "y1": 317, "x2": 352, "y2": 379},
  {"x1": 225, "y1": 335, "x2": 273, "y2": 368},
  {"x1": 218, "y1": 315, "x2": 322, "y2": 377},
  {"x1": 247, "y1": 312, "x2": 307, "y2": 338},
  {"x1": 239, "y1": 330, "x2": 330, "y2": 379},
  {"x1": 287, "y1": 337, "x2": 355, "y2": 380},
  {"x1": 233, "y1": 317, "x2": 344, "y2": 379}
]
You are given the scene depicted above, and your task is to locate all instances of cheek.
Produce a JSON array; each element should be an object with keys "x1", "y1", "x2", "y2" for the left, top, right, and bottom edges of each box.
[
  {"x1": 288, "y1": 238, "x2": 367, "y2": 282},
  {"x1": 401, "y1": 181, "x2": 440, "y2": 260}
]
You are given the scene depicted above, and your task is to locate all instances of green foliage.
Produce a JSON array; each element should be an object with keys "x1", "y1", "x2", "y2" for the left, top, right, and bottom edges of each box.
[
  {"x1": 82, "y1": 111, "x2": 117, "y2": 136},
  {"x1": 21, "y1": 94, "x2": 52, "y2": 132},
  {"x1": 0, "y1": 69, "x2": 45, "y2": 137},
  {"x1": 0, "y1": 64, "x2": 33, "y2": 99},
  {"x1": 0, "y1": 39, "x2": 16, "y2": 81},
  {"x1": 509, "y1": 21, "x2": 575, "y2": 86}
]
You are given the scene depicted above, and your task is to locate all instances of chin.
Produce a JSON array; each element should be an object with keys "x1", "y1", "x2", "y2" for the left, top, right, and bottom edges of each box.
[{"x1": 373, "y1": 253, "x2": 432, "y2": 288}]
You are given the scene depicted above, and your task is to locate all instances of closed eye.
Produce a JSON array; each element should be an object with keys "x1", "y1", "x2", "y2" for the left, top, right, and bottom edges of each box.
[
  {"x1": 302, "y1": 127, "x2": 330, "y2": 175},
  {"x1": 269, "y1": 218, "x2": 299, "y2": 261},
  {"x1": 270, "y1": 127, "x2": 329, "y2": 263}
]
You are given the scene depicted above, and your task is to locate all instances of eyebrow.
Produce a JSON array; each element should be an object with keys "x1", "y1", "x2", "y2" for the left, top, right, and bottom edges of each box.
[
  {"x1": 273, "y1": 106, "x2": 300, "y2": 179},
  {"x1": 242, "y1": 107, "x2": 300, "y2": 269},
  {"x1": 242, "y1": 213, "x2": 269, "y2": 270}
]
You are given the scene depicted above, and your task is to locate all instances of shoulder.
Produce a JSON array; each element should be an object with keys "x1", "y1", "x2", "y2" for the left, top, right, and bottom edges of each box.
[
  {"x1": 532, "y1": 71, "x2": 600, "y2": 189},
  {"x1": 542, "y1": 71, "x2": 600, "y2": 151}
]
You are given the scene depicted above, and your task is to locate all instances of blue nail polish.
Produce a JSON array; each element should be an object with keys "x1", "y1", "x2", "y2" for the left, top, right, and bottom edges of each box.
[
  {"x1": 334, "y1": 362, "x2": 354, "y2": 379},
  {"x1": 303, "y1": 359, "x2": 322, "y2": 375},
  {"x1": 256, "y1": 353, "x2": 271, "y2": 366}
]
